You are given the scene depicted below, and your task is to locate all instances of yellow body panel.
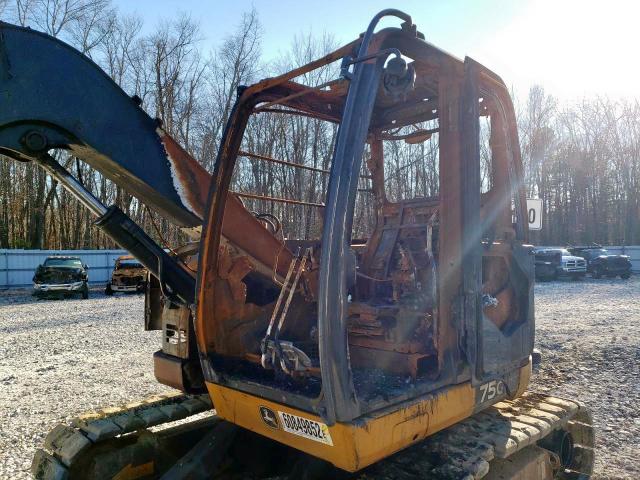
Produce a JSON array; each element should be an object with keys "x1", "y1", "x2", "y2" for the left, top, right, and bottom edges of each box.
[
  {"x1": 208, "y1": 362, "x2": 531, "y2": 472},
  {"x1": 208, "y1": 382, "x2": 473, "y2": 471}
]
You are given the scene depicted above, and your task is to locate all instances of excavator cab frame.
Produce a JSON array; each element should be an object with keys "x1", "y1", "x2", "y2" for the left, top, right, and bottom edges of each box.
[{"x1": 195, "y1": 10, "x2": 534, "y2": 469}]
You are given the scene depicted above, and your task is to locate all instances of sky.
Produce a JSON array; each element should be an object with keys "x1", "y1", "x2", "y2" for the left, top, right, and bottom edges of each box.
[{"x1": 113, "y1": 0, "x2": 640, "y2": 100}]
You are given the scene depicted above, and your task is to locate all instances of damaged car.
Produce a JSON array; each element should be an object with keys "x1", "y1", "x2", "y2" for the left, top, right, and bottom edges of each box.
[
  {"x1": 105, "y1": 255, "x2": 147, "y2": 295},
  {"x1": 569, "y1": 246, "x2": 632, "y2": 279},
  {"x1": 32, "y1": 256, "x2": 89, "y2": 299}
]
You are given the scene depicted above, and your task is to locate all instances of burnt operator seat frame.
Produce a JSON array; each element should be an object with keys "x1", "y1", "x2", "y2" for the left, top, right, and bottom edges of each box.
[{"x1": 197, "y1": 9, "x2": 534, "y2": 426}]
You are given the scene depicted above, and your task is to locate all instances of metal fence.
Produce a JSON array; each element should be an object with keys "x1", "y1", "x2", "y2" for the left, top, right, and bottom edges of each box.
[
  {"x1": 0, "y1": 249, "x2": 128, "y2": 288},
  {"x1": 1, "y1": 244, "x2": 639, "y2": 289}
]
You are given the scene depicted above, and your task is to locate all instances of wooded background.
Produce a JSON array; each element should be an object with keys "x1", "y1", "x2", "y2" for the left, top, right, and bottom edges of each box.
[{"x1": 0, "y1": 0, "x2": 638, "y2": 249}]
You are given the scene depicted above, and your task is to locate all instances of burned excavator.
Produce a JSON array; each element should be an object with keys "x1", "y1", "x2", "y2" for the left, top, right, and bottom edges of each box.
[{"x1": 0, "y1": 10, "x2": 594, "y2": 480}]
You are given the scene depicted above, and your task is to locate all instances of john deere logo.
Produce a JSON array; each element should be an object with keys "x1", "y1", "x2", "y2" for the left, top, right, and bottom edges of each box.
[{"x1": 259, "y1": 406, "x2": 279, "y2": 429}]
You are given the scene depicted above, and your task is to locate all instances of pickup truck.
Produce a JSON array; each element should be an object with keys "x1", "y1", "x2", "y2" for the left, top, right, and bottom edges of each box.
[
  {"x1": 568, "y1": 247, "x2": 632, "y2": 279},
  {"x1": 33, "y1": 256, "x2": 89, "y2": 299},
  {"x1": 105, "y1": 255, "x2": 147, "y2": 295},
  {"x1": 534, "y1": 248, "x2": 587, "y2": 281}
]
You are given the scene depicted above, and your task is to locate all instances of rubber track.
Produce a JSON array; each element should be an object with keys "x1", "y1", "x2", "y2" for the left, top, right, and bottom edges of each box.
[
  {"x1": 31, "y1": 392, "x2": 213, "y2": 479},
  {"x1": 32, "y1": 391, "x2": 594, "y2": 480},
  {"x1": 360, "y1": 391, "x2": 595, "y2": 479}
]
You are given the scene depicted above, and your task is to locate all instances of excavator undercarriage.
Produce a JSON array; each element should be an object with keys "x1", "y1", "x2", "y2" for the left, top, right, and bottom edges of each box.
[
  {"x1": 0, "y1": 9, "x2": 594, "y2": 480},
  {"x1": 33, "y1": 391, "x2": 594, "y2": 479}
]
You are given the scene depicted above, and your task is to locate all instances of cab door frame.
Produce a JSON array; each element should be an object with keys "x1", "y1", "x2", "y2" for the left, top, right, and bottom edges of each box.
[{"x1": 461, "y1": 57, "x2": 534, "y2": 386}]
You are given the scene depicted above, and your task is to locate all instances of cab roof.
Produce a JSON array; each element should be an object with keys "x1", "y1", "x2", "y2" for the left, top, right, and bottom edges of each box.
[{"x1": 241, "y1": 24, "x2": 508, "y2": 133}]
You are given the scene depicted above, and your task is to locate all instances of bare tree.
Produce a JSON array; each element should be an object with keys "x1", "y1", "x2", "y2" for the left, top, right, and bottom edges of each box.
[
  {"x1": 68, "y1": 0, "x2": 116, "y2": 56},
  {"x1": 200, "y1": 8, "x2": 262, "y2": 170},
  {"x1": 1, "y1": 3, "x2": 640, "y2": 249}
]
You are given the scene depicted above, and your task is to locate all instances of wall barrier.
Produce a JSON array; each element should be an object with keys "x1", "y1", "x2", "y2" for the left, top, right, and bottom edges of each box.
[
  {"x1": 1, "y1": 245, "x2": 639, "y2": 289},
  {"x1": 0, "y1": 249, "x2": 128, "y2": 288}
]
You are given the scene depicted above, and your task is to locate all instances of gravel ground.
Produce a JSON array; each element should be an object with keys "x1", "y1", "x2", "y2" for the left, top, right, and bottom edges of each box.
[
  {"x1": 1, "y1": 278, "x2": 638, "y2": 479},
  {"x1": 530, "y1": 277, "x2": 640, "y2": 480},
  {"x1": 0, "y1": 288, "x2": 173, "y2": 479}
]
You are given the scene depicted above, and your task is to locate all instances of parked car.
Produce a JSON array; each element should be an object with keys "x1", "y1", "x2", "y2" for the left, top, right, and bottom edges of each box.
[
  {"x1": 568, "y1": 247, "x2": 632, "y2": 279},
  {"x1": 534, "y1": 248, "x2": 586, "y2": 281},
  {"x1": 534, "y1": 249, "x2": 560, "y2": 281},
  {"x1": 105, "y1": 255, "x2": 147, "y2": 295},
  {"x1": 32, "y1": 256, "x2": 89, "y2": 299}
]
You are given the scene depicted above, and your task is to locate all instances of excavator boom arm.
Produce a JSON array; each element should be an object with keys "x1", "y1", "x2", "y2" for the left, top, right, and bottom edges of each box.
[
  {"x1": 0, "y1": 22, "x2": 293, "y2": 304},
  {"x1": 0, "y1": 22, "x2": 209, "y2": 227}
]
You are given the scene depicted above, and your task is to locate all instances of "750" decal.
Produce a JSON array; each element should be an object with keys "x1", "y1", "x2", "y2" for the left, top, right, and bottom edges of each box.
[{"x1": 477, "y1": 379, "x2": 506, "y2": 404}]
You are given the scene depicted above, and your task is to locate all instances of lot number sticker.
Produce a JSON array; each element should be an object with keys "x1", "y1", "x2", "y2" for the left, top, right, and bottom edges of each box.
[
  {"x1": 526, "y1": 198, "x2": 543, "y2": 231},
  {"x1": 278, "y1": 411, "x2": 334, "y2": 446}
]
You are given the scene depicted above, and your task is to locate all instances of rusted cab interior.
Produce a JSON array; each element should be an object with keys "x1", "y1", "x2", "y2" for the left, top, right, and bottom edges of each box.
[{"x1": 197, "y1": 23, "x2": 530, "y2": 418}]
